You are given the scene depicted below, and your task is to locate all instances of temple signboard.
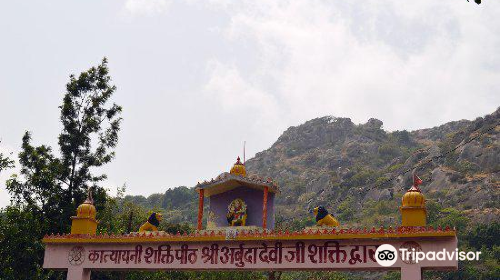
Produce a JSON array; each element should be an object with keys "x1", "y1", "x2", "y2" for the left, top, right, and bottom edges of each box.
[{"x1": 43, "y1": 228, "x2": 458, "y2": 280}]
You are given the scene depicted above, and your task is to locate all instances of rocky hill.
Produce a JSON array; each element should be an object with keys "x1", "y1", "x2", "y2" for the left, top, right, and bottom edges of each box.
[
  {"x1": 126, "y1": 107, "x2": 500, "y2": 227},
  {"x1": 246, "y1": 107, "x2": 499, "y2": 225}
]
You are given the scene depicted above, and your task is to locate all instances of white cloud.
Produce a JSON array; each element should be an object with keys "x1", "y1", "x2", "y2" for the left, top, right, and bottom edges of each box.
[
  {"x1": 200, "y1": 0, "x2": 500, "y2": 131},
  {"x1": 204, "y1": 60, "x2": 283, "y2": 131},
  {"x1": 124, "y1": 0, "x2": 171, "y2": 16}
]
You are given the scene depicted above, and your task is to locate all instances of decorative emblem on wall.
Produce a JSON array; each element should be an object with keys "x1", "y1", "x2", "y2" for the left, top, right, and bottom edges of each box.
[
  {"x1": 68, "y1": 246, "x2": 85, "y2": 266},
  {"x1": 399, "y1": 241, "x2": 422, "y2": 264},
  {"x1": 225, "y1": 227, "x2": 239, "y2": 240}
]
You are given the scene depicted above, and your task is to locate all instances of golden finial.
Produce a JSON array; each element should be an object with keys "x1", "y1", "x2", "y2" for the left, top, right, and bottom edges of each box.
[
  {"x1": 230, "y1": 156, "x2": 247, "y2": 177},
  {"x1": 84, "y1": 187, "x2": 94, "y2": 204}
]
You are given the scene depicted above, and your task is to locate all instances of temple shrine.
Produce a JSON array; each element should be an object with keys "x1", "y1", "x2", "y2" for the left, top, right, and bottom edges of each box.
[
  {"x1": 195, "y1": 157, "x2": 277, "y2": 230},
  {"x1": 43, "y1": 157, "x2": 458, "y2": 280}
]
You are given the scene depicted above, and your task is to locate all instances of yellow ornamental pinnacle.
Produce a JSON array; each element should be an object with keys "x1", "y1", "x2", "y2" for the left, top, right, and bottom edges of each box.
[
  {"x1": 230, "y1": 156, "x2": 246, "y2": 177},
  {"x1": 71, "y1": 188, "x2": 98, "y2": 235},
  {"x1": 401, "y1": 187, "x2": 426, "y2": 208},
  {"x1": 400, "y1": 175, "x2": 427, "y2": 227},
  {"x1": 76, "y1": 201, "x2": 97, "y2": 219}
]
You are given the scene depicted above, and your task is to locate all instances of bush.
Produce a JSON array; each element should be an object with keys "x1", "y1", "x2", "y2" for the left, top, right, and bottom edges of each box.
[
  {"x1": 454, "y1": 160, "x2": 480, "y2": 176},
  {"x1": 467, "y1": 223, "x2": 500, "y2": 250},
  {"x1": 337, "y1": 197, "x2": 355, "y2": 221},
  {"x1": 378, "y1": 143, "x2": 401, "y2": 160},
  {"x1": 431, "y1": 208, "x2": 470, "y2": 235}
]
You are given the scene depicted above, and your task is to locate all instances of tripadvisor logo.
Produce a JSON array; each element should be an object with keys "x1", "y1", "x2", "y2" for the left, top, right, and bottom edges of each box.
[
  {"x1": 375, "y1": 243, "x2": 482, "y2": 266},
  {"x1": 375, "y1": 244, "x2": 398, "y2": 267},
  {"x1": 400, "y1": 248, "x2": 481, "y2": 263}
]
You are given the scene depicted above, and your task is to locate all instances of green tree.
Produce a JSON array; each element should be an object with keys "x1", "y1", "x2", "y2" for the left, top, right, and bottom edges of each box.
[
  {"x1": 467, "y1": 222, "x2": 500, "y2": 250},
  {"x1": 6, "y1": 57, "x2": 121, "y2": 230},
  {"x1": 430, "y1": 208, "x2": 470, "y2": 234},
  {"x1": 1, "y1": 58, "x2": 122, "y2": 280},
  {"x1": 58, "y1": 56, "x2": 122, "y2": 211},
  {"x1": 0, "y1": 141, "x2": 14, "y2": 174},
  {"x1": 0, "y1": 205, "x2": 53, "y2": 280}
]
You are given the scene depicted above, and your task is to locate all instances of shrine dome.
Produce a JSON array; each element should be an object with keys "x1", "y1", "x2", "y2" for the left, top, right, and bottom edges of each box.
[
  {"x1": 402, "y1": 185, "x2": 425, "y2": 208},
  {"x1": 76, "y1": 194, "x2": 96, "y2": 219},
  {"x1": 230, "y1": 157, "x2": 246, "y2": 177}
]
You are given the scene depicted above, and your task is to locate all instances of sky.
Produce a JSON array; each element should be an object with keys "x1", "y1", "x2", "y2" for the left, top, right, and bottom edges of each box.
[{"x1": 1, "y1": 0, "x2": 499, "y2": 207}]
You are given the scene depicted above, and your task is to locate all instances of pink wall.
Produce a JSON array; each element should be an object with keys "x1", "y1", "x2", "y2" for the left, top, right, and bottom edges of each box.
[{"x1": 45, "y1": 236, "x2": 457, "y2": 280}]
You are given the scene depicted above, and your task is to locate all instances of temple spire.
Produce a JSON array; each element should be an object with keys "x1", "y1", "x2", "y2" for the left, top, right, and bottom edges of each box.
[{"x1": 84, "y1": 187, "x2": 94, "y2": 204}]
